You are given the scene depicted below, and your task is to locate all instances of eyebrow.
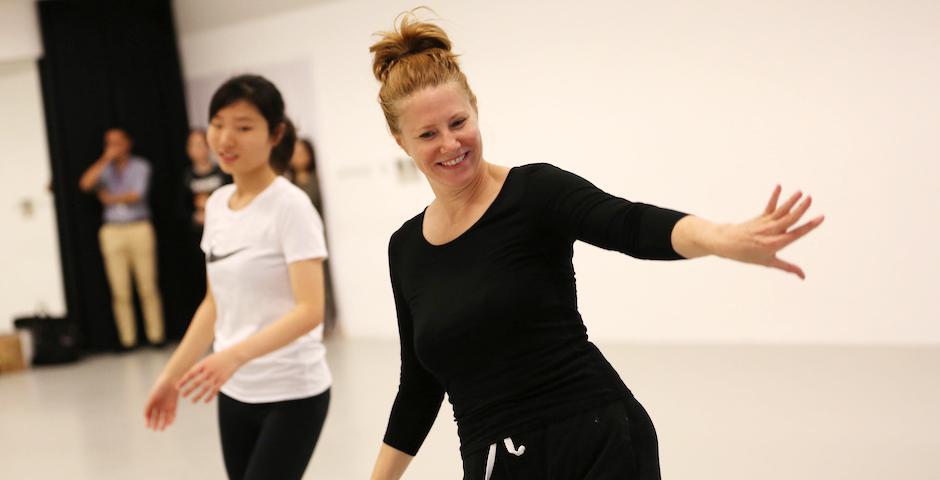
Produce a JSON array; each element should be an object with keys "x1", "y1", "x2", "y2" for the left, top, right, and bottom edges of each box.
[
  {"x1": 415, "y1": 113, "x2": 466, "y2": 132},
  {"x1": 211, "y1": 115, "x2": 258, "y2": 122}
]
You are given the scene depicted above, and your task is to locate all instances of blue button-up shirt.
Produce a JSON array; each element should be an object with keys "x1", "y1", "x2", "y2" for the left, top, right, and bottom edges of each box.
[{"x1": 98, "y1": 156, "x2": 151, "y2": 224}]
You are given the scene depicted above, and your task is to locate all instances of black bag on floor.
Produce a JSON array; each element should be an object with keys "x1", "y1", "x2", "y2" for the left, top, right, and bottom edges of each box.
[{"x1": 13, "y1": 315, "x2": 80, "y2": 365}]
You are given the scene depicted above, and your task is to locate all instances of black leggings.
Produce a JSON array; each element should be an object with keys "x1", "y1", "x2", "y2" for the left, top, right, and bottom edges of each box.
[
  {"x1": 217, "y1": 389, "x2": 330, "y2": 480},
  {"x1": 462, "y1": 395, "x2": 660, "y2": 479}
]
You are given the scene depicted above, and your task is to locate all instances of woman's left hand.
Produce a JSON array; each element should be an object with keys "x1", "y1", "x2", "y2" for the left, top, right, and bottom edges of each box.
[
  {"x1": 177, "y1": 350, "x2": 244, "y2": 403},
  {"x1": 714, "y1": 185, "x2": 825, "y2": 280}
]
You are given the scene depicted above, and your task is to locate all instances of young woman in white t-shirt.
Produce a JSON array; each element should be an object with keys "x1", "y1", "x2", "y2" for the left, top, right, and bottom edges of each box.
[{"x1": 144, "y1": 74, "x2": 331, "y2": 480}]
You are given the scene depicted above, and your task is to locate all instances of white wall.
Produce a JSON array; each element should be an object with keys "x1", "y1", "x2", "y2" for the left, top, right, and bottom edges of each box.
[
  {"x1": 0, "y1": 1, "x2": 65, "y2": 333},
  {"x1": 0, "y1": 0, "x2": 41, "y2": 63},
  {"x1": 175, "y1": 0, "x2": 940, "y2": 344},
  {"x1": 0, "y1": 59, "x2": 65, "y2": 333}
]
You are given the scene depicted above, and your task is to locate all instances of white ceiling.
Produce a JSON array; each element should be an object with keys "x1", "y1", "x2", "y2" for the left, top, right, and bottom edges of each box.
[{"x1": 172, "y1": 0, "x2": 337, "y2": 35}]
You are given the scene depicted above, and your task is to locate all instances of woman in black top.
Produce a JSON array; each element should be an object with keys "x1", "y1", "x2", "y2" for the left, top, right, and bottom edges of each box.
[
  {"x1": 286, "y1": 136, "x2": 339, "y2": 332},
  {"x1": 368, "y1": 14, "x2": 824, "y2": 480},
  {"x1": 184, "y1": 128, "x2": 231, "y2": 229}
]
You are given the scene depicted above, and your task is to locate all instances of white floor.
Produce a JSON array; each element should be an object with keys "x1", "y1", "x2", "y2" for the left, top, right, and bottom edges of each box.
[{"x1": 1, "y1": 339, "x2": 939, "y2": 479}]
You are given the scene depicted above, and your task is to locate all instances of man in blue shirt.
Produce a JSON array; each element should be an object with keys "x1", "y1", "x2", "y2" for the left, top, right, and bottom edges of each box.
[{"x1": 79, "y1": 128, "x2": 165, "y2": 348}]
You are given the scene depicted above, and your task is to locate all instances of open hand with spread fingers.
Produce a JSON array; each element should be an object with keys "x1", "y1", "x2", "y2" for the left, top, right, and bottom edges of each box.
[{"x1": 711, "y1": 185, "x2": 825, "y2": 279}]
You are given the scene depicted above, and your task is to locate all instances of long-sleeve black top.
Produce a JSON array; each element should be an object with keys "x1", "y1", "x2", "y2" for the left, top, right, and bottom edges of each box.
[{"x1": 383, "y1": 163, "x2": 688, "y2": 458}]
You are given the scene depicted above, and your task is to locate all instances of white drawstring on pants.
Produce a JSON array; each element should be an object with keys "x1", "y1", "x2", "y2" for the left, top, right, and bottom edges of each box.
[{"x1": 484, "y1": 437, "x2": 526, "y2": 480}]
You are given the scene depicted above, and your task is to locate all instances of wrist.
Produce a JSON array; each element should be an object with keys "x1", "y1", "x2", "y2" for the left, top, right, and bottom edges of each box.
[
  {"x1": 707, "y1": 223, "x2": 735, "y2": 258},
  {"x1": 676, "y1": 215, "x2": 724, "y2": 258},
  {"x1": 157, "y1": 371, "x2": 181, "y2": 387},
  {"x1": 225, "y1": 345, "x2": 250, "y2": 367}
]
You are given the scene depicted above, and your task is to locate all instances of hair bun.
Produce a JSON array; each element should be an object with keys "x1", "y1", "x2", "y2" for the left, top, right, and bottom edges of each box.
[{"x1": 371, "y1": 12, "x2": 453, "y2": 82}]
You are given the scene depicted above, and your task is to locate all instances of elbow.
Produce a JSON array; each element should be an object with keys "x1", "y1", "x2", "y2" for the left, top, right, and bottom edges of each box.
[
  {"x1": 300, "y1": 304, "x2": 323, "y2": 333},
  {"x1": 308, "y1": 312, "x2": 324, "y2": 332}
]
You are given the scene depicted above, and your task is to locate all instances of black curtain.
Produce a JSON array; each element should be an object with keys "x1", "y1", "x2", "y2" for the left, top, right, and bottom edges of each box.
[{"x1": 38, "y1": 0, "x2": 203, "y2": 351}]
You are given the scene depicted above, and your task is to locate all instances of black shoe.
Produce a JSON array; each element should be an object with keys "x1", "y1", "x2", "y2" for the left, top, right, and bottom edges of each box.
[{"x1": 112, "y1": 343, "x2": 138, "y2": 353}]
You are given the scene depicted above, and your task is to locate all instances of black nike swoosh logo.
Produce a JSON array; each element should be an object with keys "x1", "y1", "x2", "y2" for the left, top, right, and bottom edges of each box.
[{"x1": 207, "y1": 247, "x2": 247, "y2": 263}]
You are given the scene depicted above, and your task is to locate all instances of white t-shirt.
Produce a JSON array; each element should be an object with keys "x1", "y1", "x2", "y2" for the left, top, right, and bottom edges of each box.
[{"x1": 201, "y1": 176, "x2": 331, "y2": 403}]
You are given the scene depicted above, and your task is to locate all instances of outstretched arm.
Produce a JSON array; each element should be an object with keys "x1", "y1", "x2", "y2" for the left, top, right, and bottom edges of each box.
[{"x1": 672, "y1": 185, "x2": 824, "y2": 279}]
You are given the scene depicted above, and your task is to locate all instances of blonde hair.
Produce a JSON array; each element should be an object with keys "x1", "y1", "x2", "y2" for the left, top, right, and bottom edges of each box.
[{"x1": 369, "y1": 9, "x2": 477, "y2": 135}]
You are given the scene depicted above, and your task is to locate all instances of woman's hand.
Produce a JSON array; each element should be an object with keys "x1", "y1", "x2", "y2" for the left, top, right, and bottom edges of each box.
[
  {"x1": 144, "y1": 376, "x2": 180, "y2": 431},
  {"x1": 177, "y1": 349, "x2": 244, "y2": 404},
  {"x1": 714, "y1": 185, "x2": 824, "y2": 279}
]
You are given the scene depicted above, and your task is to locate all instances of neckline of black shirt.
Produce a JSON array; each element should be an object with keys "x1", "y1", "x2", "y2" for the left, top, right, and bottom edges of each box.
[{"x1": 418, "y1": 165, "x2": 520, "y2": 249}]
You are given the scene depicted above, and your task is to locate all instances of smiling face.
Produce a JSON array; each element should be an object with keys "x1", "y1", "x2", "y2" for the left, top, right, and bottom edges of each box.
[
  {"x1": 206, "y1": 100, "x2": 281, "y2": 177},
  {"x1": 394, "y1": 82, "x2": 483, "y2": 191}
]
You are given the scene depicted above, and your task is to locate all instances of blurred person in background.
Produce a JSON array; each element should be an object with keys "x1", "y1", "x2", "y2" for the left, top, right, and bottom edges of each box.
[
  {"x1": 184, "y1": 128, "x2": 230, "y2": 230},
  {"x1": 286, "y1": 136, "x2": 337, "y2": 333},
  {"x1": 183, "y1": 128, "x2": 231, "y2": 310},
  {"x1": 79, "y1": 127, "x2": 165, "y2": 350}
]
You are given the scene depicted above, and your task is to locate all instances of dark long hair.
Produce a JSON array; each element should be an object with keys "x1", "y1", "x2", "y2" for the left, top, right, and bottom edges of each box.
[{"x1": 295, "y1": 138, "x2": 316, "y2": 174}]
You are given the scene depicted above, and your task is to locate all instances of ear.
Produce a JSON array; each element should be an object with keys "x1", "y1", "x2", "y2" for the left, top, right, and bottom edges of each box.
[
  {"x1": 393, "y1": 133, "x2": 407, "y2": 153},
  {"x1": 271, "y1": 122, "x2": 287, "y2": 146}
]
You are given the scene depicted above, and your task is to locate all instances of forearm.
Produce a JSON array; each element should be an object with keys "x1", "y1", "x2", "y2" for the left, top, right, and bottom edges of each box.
[
  {"x1": 670, "y1": 186, "x2": 823, "y2": 278},
  {"x1": 371, "y1": 443, "x2": 414, "y2": 480},
  {"x1": 79, "y1": 158, "x2": 109, "y2": 192},
  {"x1": 159, "y1": 298, "x2": 216, "y2": 382},
  {"x1": 671, "y1": 215, "x2": 727, "y2": 259},
  {"x1": 113, "y1": 192, "x2": 141, "y2": 204},
  {"x1": 227, "y1": 303, "x2": 321, "y2": 365},
  {"x1": 99, "y1": 190, "x2": 141, "y2": 205}
]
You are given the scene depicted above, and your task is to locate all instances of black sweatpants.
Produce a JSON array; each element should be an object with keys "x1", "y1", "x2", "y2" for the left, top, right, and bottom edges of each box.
[
  {"x1": 217, "y1": 389, "x2": 330, "y2": 480},
  {"x1": 462, "y1": 395, "x2": 660, "y2": 480}
]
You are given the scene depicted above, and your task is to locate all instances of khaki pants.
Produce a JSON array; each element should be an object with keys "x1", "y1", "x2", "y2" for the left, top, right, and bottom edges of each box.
[{"x1": 98, "y1": 221, "x2": 165, "y2": 347}]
